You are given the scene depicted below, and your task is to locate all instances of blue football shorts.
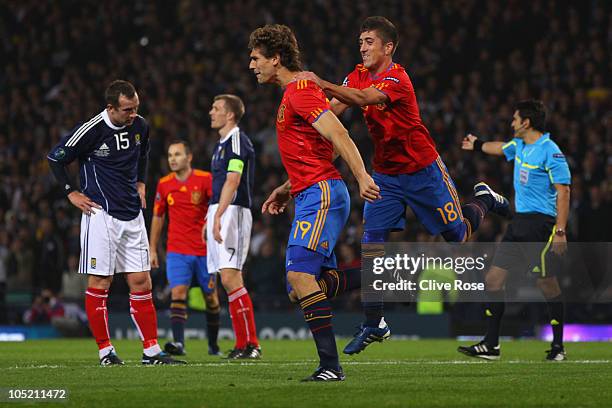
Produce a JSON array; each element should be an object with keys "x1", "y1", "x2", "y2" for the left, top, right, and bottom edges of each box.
[
  {"x1": 166, "y1": 252, "x2": 216, "y2": 294},
  {"x1": 364, "y1": 156, "x2": 464, "y2": 235},
  {"x1": 285, "y1": 179, "x2": 350, "y2": 293}
]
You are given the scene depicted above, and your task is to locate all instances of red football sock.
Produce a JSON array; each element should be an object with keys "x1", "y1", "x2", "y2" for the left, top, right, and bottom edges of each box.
[
  {"x1": 129, "y1": 291, "x2": 159, "y2": 349},
  {"x1": 85, "y1": 288, "x2": 111, "y2": 350},
  {"x1": 228, "y1": 287, "x2": 258, "y2": 348}
]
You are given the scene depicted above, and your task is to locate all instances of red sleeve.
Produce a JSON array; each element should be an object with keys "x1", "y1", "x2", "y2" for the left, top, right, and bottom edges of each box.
[
  {"x1": 372, "y1": 70, "x2": 410, "y2": 103},
  {"x1": 153, "y1": 181, "x2": 167, "y2": 216},
  {"x1": 289, "y1": 81, "x2": 331, "y2": 124}
]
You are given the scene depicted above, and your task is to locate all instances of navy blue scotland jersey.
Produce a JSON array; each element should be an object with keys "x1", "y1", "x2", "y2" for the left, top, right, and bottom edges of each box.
[
  {"x1": 210, "y1": 126, "x2": 255, "y2": 208},
  {"x1": 47, "y1": 110, "x2": 150, "y2": 221}
]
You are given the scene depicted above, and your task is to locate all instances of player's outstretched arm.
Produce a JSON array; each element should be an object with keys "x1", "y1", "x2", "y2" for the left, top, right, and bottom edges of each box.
[
  {"x1": 149, "y1": 214, "x2": 165, "y2": 269},
  {"x1": 296, "y1": 71, "x2": 387, "y2": 107},
  {"x1": 262, "y1": 180, "x2": 292, "y2": 215},
  {"x1": 462, "y1": 134, "x2": 505, "y2": 156},
  {"x1": 313, "y1": 111, "x2": 380, "y2": 202}
]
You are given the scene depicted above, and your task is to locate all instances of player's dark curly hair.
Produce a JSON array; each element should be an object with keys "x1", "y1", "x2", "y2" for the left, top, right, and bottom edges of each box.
[
  {"x1": 105, "y1": 80, "x2": 136, "y2": 107},
  {"x1": 248, "y1": 24, "x2": 303, "y2": 72},
  {"x1": 361, "y1": 16, "x2": 399, "y2": 54},
  {"x1": 515, "y1": 99, "x2": 547, "y2": 132}
]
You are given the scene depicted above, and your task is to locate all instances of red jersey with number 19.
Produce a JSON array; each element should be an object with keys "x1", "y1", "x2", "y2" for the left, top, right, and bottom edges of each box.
[
  {"x1": 153, "y1": 169, "x2": 212, "y2": 256},
  {"x1": 344, "y1": 63, "x2": 439, "y2": 175},
  {"x1": 276, "y1": 79, "x2": 342, "y2": 195}
]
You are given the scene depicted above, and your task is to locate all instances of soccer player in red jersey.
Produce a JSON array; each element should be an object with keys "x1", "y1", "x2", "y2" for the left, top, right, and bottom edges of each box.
[
  {"x1": 150, "y1": 140, "x2": 221, "y2": 356},
  {"x1": 297, "y1": 16, "x2": 511, "y2": 354},
  {"x1": 249, "y1": 24, "x2": 380, "y2": 381}
]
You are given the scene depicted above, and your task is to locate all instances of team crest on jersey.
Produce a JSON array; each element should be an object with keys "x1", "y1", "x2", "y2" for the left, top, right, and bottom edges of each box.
[
  {"x1": 277, "y1": 104, "x2": 286, "y2": 123},
  {"x1": 93, "y1": 143, "x2": 110, "y2": 157},
  {"x1": 91, "y1": 258, "x2": 97, "y2": 269},
  {"x1": 135, "y1": 133, "x2": 141, "y2": 145},
  {"x1": 191, "y1": 191, "x2": 202, "y2": 204},
  {"x1": 54, "y1": 148, "x2": 66, "y2": 159}
]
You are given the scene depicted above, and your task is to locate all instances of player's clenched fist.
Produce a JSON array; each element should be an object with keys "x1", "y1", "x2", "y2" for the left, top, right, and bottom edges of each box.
[
  {"x1": 462, "y1": 134, "x2": 478, "y2": 150},
  {"x1": 67, "y1": 191, "x2": 102, "y2": 215},
  {"x1": 357, "y1": 173, "x2": 381, "y2": 202}
]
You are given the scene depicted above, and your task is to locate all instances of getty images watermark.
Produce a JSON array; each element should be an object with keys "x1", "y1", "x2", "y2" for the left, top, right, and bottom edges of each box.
[{"x1": 361, "y1": 242, "x2": 612, "y2": 303}]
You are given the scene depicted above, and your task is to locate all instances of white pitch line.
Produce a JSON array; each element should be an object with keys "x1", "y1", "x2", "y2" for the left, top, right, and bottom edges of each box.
[{"x1": 4, "y1": 360, "x2": 611, "y2": 370}]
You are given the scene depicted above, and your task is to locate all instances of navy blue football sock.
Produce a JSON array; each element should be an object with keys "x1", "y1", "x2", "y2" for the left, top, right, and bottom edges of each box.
[
  {"x1": 461, "y1": 200, "x2": 488, "y2": 239},
  {"x1": 170, "y1": 299, "x2": 187, "y2": 345},
  {"x1": 363, "y1": 302, "x2": 385, "y2": 327},
  {"x1": 205, "y1": 305, "x2": 220, "y2": 348},
  {"x1": 299, "y1": 291, "x2": 339, "y2": 370},
  {"x1": 317, "y1": 268, "x2": 361, "y2": 299}
]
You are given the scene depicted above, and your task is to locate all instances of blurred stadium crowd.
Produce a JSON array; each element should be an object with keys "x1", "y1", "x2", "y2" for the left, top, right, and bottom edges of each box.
[{"x1": 0, "y1": 0, "x2": 609, "y2": 322}]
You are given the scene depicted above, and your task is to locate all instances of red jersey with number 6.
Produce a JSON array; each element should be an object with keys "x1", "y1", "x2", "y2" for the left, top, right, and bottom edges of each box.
[
  {"x1": 153, "y1": 169, "x2": 212, "y2": 256},
  {"x1": 276, "y1": 79, "x2": 342, "y2": 195},
  {"x1": 344, "y1": 63, "x2": 438, "y2": 174}
]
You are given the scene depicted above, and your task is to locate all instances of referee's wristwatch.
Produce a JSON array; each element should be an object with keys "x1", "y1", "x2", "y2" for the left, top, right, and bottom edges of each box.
[{"x1": 554, "y1": 228, "x2": 566, "y2": 237}]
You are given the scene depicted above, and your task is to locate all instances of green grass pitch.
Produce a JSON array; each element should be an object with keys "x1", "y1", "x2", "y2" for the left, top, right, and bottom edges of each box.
[{"x1": 1, "y1": 339, "x2": 611, "y2": 407}]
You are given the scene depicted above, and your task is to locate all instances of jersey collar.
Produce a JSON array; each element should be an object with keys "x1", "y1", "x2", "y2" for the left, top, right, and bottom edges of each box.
[
  {"x1": 534, "y1": 133, "x2": 551, "y2": 145},
  {"x1": 102, "y1": 109, "x2": 125, "y2": 130},
  {"x1": 219, "y1": 126, "x2": 239, "y2": 144},
  {"x1": 370, "y1": 61, "x2": 396, "y2": 81}
]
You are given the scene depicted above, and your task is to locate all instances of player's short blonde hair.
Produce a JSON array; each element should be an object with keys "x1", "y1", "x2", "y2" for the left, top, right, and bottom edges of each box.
[{"x1": 214, "y1": 94, "x2": 245, "y2": 123}]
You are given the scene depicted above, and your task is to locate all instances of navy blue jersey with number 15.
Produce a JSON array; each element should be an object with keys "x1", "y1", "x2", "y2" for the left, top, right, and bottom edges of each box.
[{"x1": 47, "y1": 109, "x2": 150, "y2": 221}]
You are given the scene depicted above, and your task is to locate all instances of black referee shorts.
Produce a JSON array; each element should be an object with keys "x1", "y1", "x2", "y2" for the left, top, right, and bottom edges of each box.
[{"x1": 492, "y1": 212, "x2": 561, "y2": 278}]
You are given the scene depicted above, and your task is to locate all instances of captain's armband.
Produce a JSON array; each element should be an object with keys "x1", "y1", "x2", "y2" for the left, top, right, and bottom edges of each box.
[{"x1": 227, "y1": 159, "x2": 244, "y2": 174}]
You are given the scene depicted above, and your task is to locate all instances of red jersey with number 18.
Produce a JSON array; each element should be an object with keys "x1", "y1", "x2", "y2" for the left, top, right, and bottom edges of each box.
[
  {"x1": 276, "y1": 79, "x2": 342, "y2": 195},
  {"x1": 344, "y1": 63, "x2": 439, "y2": 175},
  {"x1": 153, "y1": 169, "x2": 212, "y2": 256}
]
